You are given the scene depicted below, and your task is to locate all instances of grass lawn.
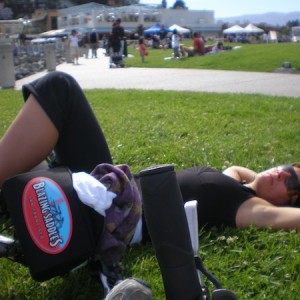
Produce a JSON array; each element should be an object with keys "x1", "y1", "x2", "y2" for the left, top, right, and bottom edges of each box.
[
  {"x1": 125, "y1": 41, "x2": 300, "y2": 73},
  {"x1": 0, "y1": 86, "x2": 300, "y2": 299}
]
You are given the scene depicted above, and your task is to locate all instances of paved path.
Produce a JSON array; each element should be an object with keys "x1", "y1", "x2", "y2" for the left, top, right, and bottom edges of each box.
[{"x1": 15, "y1": 49, "x2": 300, "y2": 98}]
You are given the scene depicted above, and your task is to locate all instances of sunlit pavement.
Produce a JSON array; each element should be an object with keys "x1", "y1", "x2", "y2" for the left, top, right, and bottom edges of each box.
[{"x1": 15, "y1": 48, "x2": 300, "y2": 98}]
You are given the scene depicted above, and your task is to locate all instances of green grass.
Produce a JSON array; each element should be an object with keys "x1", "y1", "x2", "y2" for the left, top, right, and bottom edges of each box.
[
  {"x1": 0, "y1": 88, "x2": 300, "y2": 299},
  {"x1": 125, "y1": 41, "x2": 300, "y2": 73}
]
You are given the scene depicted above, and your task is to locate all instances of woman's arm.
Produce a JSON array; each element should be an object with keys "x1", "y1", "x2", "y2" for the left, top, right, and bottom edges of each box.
[
  {"x1": 223, "y1": 166, "x2": 257, "y2": 182},
  {"x1": 236, "y1": 197, "x2": 300, "y2": 230}
]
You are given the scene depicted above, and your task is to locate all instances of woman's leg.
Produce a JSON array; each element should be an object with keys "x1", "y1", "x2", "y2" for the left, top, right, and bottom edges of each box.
[
  {"x1": 0, "y1": 95, "x2": 58, "y2": 188},
  {"x1": 24, "y1": 71, "x2": 112, "y2": 172},
  {"x1": 0, "y1": 71, "x2": 112, "y2": 187}
]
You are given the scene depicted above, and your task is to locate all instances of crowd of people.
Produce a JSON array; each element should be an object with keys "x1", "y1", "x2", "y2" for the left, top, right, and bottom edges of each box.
[
  {"x1": 65, "y1": 21, "x2": 228, "y2": 66},
  {"x1": 142, "y1": 26, "x2": 226, "y2": 60}
]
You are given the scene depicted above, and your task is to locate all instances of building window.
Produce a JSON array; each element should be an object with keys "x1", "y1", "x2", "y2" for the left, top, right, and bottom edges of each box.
[
  {"x1": 84, "y1": 14, "x2": 92, "y2": 25},
  {"x1": 144, "y1": 12, "x2": 160, "y2": 23},
  {"x1": 70, "y1": 15, "x2": 80, "y2": 25},
  {"x1": 121, "y1": 12, "x2": 138, "y2": 22},
  {"x1": 105, "y1": 12, "x2": 117, "y2": 22}
]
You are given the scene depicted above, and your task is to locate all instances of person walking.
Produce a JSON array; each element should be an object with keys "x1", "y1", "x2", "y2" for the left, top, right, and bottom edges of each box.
[
  {"x1": 69, "y1": 29, "x2": 80, "y2": 64},
  {"x1": 89, "y1": 28, "x2": 99, "y2": 58},
  {"x1": 139, "y1": 38, "x2": 148, "y2": 63}
]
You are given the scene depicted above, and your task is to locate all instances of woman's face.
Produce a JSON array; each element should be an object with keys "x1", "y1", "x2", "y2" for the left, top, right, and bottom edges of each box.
[{"x1": 255, "y1": 166, "x2": 300, "y2": 206}]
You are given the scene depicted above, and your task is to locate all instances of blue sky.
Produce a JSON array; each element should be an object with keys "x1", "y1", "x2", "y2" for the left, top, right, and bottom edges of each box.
[{"x1": 139, "y1": 0, "x2": 300, "y2": 18}]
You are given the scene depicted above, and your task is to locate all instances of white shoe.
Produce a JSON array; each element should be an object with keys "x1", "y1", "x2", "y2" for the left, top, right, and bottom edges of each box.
[{"x1": 105, "y1": 278, "x2": 152, "y2": 300}]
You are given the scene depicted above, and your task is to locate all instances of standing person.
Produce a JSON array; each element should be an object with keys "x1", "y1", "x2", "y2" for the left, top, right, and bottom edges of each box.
[
  {"x1": 109, "y1": 22, "x2": 124, "y2": 67},
  {"x1": 112, "y1": 18, "x2": 125, "y2": 56},
  {"x1": 159, "y1": 25, "x2": 168, "y2": 50},
  {"x1": 89, "y1": 28, "x2": 99, "y2": 58},
  {"x1": 18, "y1": 32, "x2": 26, "y2": 48},
  {"x1": 69, "y1": 29, "x2": 80, "y2": 65},
  {"x1": 136, "y1": 24, "x2": 144, "y2": 39},
  {"x1": 102, "y1": 34, "x2": 110, "y2": 56},
  {"x1": 139, "y1": 37, "x2": 148, "y2": 63},
  {"x1": 171, "y1": 29, "x2": 181, "y2": 59}
]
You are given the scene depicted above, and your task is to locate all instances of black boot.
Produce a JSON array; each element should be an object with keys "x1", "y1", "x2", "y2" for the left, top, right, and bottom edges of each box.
[{"x1": 139, "y1": 164, "x2": 203, "y2": 300}]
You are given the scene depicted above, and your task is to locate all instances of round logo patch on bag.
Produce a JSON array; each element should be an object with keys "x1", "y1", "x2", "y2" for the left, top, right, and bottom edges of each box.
[{"x1": 22, "y1": 177, "x2": 73, "y2": 254}]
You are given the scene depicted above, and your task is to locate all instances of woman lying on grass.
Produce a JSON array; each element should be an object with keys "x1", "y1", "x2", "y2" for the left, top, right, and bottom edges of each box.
[
  {"x1": 0, "y1": 71, "x2": 299, "y2": 292},
  {"x1": 138, "y1": 163, "x2": 300, "y2": 236}
]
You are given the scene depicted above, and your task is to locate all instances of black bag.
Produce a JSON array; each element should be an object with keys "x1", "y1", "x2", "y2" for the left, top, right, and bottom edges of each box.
[{"x1": 2, "y1": 167, "x2": 104, "y2": 281}]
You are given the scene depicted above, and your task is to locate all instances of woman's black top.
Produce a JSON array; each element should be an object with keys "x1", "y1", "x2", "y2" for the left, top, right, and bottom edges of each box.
[{"x1": 176, "y1": 166, "x2": 256, "y2": 228}]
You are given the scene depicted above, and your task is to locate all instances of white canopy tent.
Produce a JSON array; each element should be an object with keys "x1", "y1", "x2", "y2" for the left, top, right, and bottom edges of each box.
[
  {"x1": 223, "y1": 24, "x2": 264, "y2": 35},
  {"x1": 223, "y1": 25, "x2": 245, "y2": 34},
  {"x1": 40, "y1": 29, "x2": 68, "y2": 37},
  {"x1": 169, "y1": 24, "x2": 190, "y2": 34},
  {"x1": 244, "y1": 24, "x2": 264, "y2": 33}
]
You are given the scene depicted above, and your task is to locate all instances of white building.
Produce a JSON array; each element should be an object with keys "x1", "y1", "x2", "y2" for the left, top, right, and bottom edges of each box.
[
  {"x1": 291, "y1": 26, "x2": 300, "y2": 42},
  {"x1": 57, "y1": 2, "x2": 221, "y2": 36}
]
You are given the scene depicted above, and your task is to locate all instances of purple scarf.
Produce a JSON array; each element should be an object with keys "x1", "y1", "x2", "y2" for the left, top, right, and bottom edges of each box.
[{"x1": 90, "y1": 164, "x2": 141, "y2": 265}]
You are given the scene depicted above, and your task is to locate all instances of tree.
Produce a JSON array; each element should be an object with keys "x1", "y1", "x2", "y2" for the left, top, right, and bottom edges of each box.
[
  {"x1": 172, "y1": 0, "x2": 187, "y2": 9},
  {"x1": 162, "y1": 0, "x2": 167, "y2": 9},
  {"x1": 287, "y1": 19, "x2": 300, "y2": 27}
]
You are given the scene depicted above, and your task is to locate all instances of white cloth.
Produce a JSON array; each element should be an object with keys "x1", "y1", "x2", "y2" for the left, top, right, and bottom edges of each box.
[
  {"x1": 129, "y1": 217, "x2": 143, "y2": 245},
  {"x1": 172, "y1": 34, "x2": 180, "y2": 48},
  {"x1": 69, "y1": 35, "x2": 79, "y2": 47},
  {"x1": 72, "y1": 172, "x2": 116, "y2": 216}
]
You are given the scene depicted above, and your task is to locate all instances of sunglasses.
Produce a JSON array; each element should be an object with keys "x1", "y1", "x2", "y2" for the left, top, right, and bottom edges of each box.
[{"x1": 279, "y1": 165, "x2": 300, "y2": 192}]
